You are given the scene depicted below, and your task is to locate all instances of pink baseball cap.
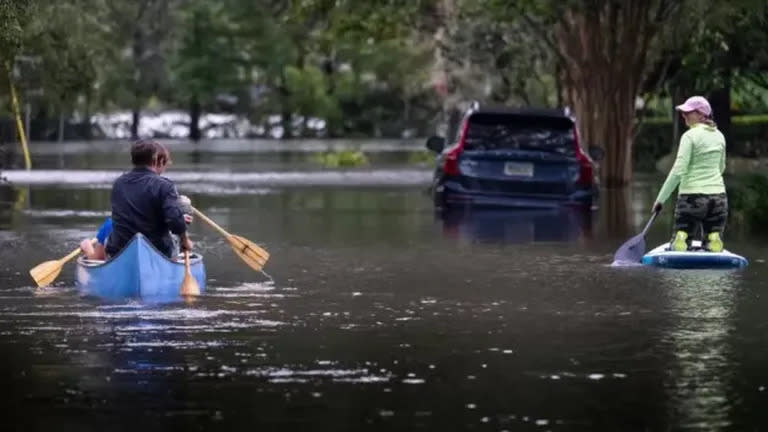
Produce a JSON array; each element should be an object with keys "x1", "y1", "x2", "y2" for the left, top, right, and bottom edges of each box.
[{"x1": 676, "y1": 96, "x2": 712, "y2": 116}]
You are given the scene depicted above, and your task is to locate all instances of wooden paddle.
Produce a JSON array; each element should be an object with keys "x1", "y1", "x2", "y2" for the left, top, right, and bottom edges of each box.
[
  {"x1": 191, "y1": 207, "x2": 270, "y2": 271},
  {"x1": 30, "y1": 238, "x2": 96, "y2": 287},
  {"x1": 180, "y1": 250, "x2": 201, "y2": 296}
]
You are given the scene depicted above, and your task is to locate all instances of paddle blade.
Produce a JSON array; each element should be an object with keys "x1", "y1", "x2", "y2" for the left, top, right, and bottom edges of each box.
[
  {"x1": 180, "y1": 252, "x2": 201, "y2": 296},
  {"x1": 227, "y1": 234, "x2": 270, "y2": 271},
  {"x1": 180, "y1": 272, "x2": 200, "y2": 296},
  {"x1": 29, "y1": 260, "x2": 63, "y2": 287},
  {"x1": 613, "y1": 233, "x2": 647, "y2": 264}
]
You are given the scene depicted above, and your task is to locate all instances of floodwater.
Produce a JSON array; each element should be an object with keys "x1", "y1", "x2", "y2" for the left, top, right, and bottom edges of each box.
[{"x1": 1, "y1": 140, "x2": 767, "y2": 431}]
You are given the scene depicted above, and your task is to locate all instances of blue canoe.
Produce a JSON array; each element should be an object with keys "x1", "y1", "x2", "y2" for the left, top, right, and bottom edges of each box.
[
  {"x1": 642, "y1": 241, "x2": 748, "y2": 269},
  {"x1": 75, "y1": 234, "x2": 206, "y2": 300}
]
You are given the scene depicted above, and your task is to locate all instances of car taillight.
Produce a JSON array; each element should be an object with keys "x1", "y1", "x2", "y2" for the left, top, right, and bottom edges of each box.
[
  {"x1": 444, "y1": 147, "x2": 461, "y2": 176},
  {"x1": 576, "y1": 152, "x2": 594, "y2": 186},
  {"x1": 573, "y1": 125, "x2": 593, "y2": 186},
  {"x1": 444, "y1": 119, "x2": 469, "y2": 176}
]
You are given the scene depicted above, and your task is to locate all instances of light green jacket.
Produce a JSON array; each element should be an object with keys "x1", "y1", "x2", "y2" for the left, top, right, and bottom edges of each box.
[{"x1": 655, "y1": 123, "x2": 726, "y2": 204}]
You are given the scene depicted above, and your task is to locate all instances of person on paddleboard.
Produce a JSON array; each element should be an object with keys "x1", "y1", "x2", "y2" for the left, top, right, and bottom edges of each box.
[
  {"x1": 105, "y1": 139, "x2": 194, "y2": 258},
  {"x1": 652, "y1": 96, "x2": 727, "y2": 252}
]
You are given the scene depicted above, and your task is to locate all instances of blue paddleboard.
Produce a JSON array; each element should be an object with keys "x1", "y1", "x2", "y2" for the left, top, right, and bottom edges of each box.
[{"x1": 642, "y1": 241, "x2": 748, "y2": 269}]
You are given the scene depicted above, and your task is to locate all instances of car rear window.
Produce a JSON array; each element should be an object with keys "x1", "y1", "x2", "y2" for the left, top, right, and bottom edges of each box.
[{"x1": 463, "y1": 113, "x2": 576, "y2": 156}]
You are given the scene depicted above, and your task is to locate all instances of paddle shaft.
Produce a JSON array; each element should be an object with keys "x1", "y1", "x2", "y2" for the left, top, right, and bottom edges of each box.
[
  {"x1": 191, "y1": 207, "x2": 231, "y2": 238},
  {"x1": 61, "y1": 237, "x2": 97, "y2": 264},
  {"x1": 184, "y1": 250, "x2": 192, "y2": 272},
  {"x1": 641, "y1": 210, "x2": 660, "y2": 237}
]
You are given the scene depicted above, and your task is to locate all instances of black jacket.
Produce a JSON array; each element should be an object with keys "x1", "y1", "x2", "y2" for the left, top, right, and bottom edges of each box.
[{"x1": 106, "y1": 167, "x2": 186, "y2": 258}]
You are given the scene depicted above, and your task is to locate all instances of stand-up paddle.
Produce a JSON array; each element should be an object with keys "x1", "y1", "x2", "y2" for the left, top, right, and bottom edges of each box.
[{"x1": 612, "y1": 210, "x2": 660, "y2": 265}]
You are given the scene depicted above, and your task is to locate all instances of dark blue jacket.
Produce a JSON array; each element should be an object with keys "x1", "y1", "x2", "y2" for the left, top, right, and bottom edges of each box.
[{"x1": 106, "y1": 167, "x2": 186, "y2": 258}]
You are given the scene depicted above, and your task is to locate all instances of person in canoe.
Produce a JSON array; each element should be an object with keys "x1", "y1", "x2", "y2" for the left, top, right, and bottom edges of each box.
[
  {"x1": 652, "y1": 96, "x2": 727, "y2": 252},
  {"x1": 79, "y1": 195, "x2": 193, "y2": 260},
  {"x1": 105, "y1": 139, "x2": 194, "y2": 259},
  {"x1": 80, "y1": 217, "x2": 113, "y2": 260}
]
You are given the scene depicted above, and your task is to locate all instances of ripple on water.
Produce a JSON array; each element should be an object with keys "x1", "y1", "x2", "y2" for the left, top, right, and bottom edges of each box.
[{"x1": 243, "y1": 366, "x2": 393, "y2": 384}]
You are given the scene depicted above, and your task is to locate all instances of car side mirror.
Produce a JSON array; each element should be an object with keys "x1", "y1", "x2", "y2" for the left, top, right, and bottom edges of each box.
[
  {"x1": 426, "y1": 136, "x2": 446, "y2": 153},
  {"x1": 588, "y1": 146, "x2": 604, "y2": 162}
]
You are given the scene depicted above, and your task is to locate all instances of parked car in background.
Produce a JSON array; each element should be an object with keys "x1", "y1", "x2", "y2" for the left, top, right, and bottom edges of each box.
[{"x1": 426, "y1": 104, "x2": 603, "y2": 210}]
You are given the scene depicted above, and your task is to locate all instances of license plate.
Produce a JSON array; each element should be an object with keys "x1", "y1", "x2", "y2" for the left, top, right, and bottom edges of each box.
[{"x1": 503, "y1": 162, "x2": 534, "y2": 177}]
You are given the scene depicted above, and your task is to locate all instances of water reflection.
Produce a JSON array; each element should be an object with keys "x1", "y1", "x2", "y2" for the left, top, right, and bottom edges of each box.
[
  {"x1": 659, "y1": 270, "x2": 741, "y2": 428},
  {"x1": 600, "y1": 187, "x2": 635, "y2": 237},
  {"x1": 437, "y1": 208, "x2": 593, "y2": 245}
]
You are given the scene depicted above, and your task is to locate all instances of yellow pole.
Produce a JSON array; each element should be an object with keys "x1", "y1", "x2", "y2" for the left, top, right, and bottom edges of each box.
[{"x1": 6, "y1": 61, "x2": 31, "y2": 170}]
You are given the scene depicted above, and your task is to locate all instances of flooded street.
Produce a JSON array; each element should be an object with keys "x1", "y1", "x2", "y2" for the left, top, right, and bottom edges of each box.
[{"x1": 1, "y1": 140, "x2": 768, "y2": 431}]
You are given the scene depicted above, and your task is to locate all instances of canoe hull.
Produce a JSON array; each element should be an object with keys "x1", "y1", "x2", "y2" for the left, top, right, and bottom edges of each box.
[
  {"x1": 642, "y1": 242, "x2": 748, "y2": 269},
  {"x1": 75, "y1": 234, "x2": 206, "y2": 300}
]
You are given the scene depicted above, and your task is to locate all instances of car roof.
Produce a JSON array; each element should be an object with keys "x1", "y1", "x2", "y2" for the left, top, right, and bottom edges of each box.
[{"x1": 469, "y1": 106, "x2": 571, "y2": 119}]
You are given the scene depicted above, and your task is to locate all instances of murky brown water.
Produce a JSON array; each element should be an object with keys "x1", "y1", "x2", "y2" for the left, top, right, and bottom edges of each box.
[{"x1": 1, "y1": 140, "x2": 767, "y2": 431}]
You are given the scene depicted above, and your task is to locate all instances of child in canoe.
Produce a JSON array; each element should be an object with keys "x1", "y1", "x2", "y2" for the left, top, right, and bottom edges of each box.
[
  {"x1": 80, "y1": 218, "x2": 113, "y2": 260},
  {"x1": 652, "y1": 96, "x2": 727, "y2": 252}
]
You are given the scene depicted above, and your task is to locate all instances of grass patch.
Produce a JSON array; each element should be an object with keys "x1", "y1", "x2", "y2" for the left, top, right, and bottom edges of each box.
[{"x1": 314, "y1": 150, "x2": 369, "y2": 168}]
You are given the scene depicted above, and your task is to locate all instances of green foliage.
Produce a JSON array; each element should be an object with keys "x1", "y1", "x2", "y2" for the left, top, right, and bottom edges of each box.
[
  {"x1": 0, "y1": 0, "x2": 32, "y2": 63},
  {"x1": 726, "y1": 173, "x2": 768, "y2": 231},
  {"x1": 1, "y1": 0, "x2": 768, "y2": 146},
  {"x1": 314, "y1": 150, "x2": 369, "y2": 168},
  {"x1": 635, "y1": 116, "x2": 768, "y2": 170},
  {"x1": 407, "y1": 150, "x2": 437, "y2": 166},
  {"x1": 170, "y1": 0, "x2": 242, "y2": 106}
]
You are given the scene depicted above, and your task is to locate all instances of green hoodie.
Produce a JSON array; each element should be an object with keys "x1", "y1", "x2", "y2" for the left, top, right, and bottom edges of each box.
[{"x1": 655, "y1": 123, "x2": 726, "y2": 204}]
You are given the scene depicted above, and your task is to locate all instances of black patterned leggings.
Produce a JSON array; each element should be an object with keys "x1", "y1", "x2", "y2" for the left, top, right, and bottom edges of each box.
[{"x1": 672, "y1": 193, "x2": 728, "y2": 243}]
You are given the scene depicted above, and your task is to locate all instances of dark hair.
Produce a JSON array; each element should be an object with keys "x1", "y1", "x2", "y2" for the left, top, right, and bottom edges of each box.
[{"x1": 130, "y1": 139, "x2": 169, "y2": 166}]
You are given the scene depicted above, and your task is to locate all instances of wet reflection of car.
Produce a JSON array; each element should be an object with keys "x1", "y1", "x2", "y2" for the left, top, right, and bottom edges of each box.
[
  {"x1": 438, "y1": 208, "x2": 593, "y2": 245},
  {"x1": 426, "y1": 104, "x2": 603, "y2": 210}
]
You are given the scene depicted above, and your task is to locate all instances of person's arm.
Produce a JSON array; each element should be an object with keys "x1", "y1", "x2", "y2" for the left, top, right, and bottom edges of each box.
[
  {"x1": 92, "y1": 243, "x2": 107, "y2": 260},
  {"x1": 160, "y1": 181, "x2": 187, "y2": 236},
  {"x1": 720, "y1": 145, "x2": 726, "y2": 174},
  {"x1": 655, "y1": 134, "x2": 693, "y2": 205}
]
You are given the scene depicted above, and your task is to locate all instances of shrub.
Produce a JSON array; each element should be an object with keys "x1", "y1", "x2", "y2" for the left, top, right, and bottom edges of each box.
[{"x1": 314, "y1": 150, "x2": 369, "y2": 168}]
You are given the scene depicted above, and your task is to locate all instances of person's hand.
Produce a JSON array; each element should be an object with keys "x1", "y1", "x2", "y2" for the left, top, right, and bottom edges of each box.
[
  {"x1": 183, "y1": 214, "x2": 193, "y2": 224},
  {"x1": 179, "y1": 195, "x2": 192, "y2": 206},
  {"x1": 181, "y1": 235, "x2": 194, "y2": 252},
  {"x1": 80, "y1": 238, "x2": 96, "y2": 256},
  {"x1": 652, "y1": 202, "x2": 663, "y2": 213}
]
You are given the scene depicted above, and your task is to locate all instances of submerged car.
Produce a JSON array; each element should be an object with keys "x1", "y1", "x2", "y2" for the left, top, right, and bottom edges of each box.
[{"x1": 426, "y1": 105, "x2": 603, "y2": 210}]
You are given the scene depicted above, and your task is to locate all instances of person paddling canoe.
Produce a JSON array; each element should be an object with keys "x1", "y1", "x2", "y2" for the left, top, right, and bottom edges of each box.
[
  {"x1": 106, "y1": 139, "x2": 194, "y2": 258},
  {"x1": 652, "y1": 96, "x2": 728, "y2": 252},
  {"x1": 80, "y1": 195, "x2": 193, "y2": 261}
]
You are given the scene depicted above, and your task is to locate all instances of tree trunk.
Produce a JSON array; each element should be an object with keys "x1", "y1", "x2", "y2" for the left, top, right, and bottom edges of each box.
[
  {"x1": 57, "y1": 111, "x2": 65, "y2": 142},
  {"x1": 131, "y1": 107, "x2": 140, "y2": 140},
  {"x1": 553, "y1": 2, "x2": 680, "y2": 188},
  {"x1": 708, "y1": 73, "x2": 731, "y2": 154},
  {"x1": 433, "y1": 0, "x2": 457, "y2": 137},
  {"x1": 671, "y1": 87, "x2": 681, "y2": 148},
  {"x1": 24, "y1": 102, "x2": 31, "y2": 143},
  {"x1": 83, "y1": 94, "x2": 92, "y2": 140},
  {"x1": 281, "y1": 109, "x2": 293, "y2": 140},
  {"x1": 131, "y1": 25, "x2": 143, "y2": 141},
  {"x1": 189, "y1": 95, "x2": 201, "y2": 141},
  {"x1": 278, "y1": 69, "x2": 293, "y2": 139}
]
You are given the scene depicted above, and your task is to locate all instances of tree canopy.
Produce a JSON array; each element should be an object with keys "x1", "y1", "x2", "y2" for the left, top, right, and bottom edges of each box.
[{"x1": 2, "y1": 0, "x2": 768, "y2": 183}]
